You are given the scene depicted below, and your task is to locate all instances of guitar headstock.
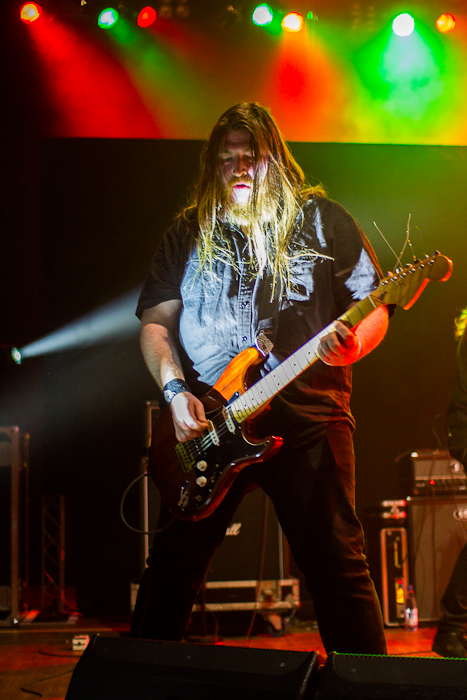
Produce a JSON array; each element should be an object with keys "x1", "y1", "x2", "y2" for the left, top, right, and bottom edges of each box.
[{"x1": 372, "y1": 253, "x2": 453, "y2": 310}]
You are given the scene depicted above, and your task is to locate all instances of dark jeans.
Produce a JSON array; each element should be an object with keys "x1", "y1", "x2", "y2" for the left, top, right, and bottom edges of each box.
[
  {"x1": 439, "y1": 542, "x2": 467, "y2": 629},
  {"x1": 130, "y1": 424, "x2": 387, "y2": 654}
]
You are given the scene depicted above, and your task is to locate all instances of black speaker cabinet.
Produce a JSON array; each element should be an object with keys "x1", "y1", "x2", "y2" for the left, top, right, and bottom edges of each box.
[
  {"x1": 315, "y1": 652, "x2": 467, "y2": 699},
  {"x1": 407, "y1": 496, "x2": 467, "y2": 621},
  {"x1": 65, "y1": 634, "x2": 319, "y2": 700},
  {"x1": 0, "y1": 426, "x2": 29, "y2": 627},
  {"x1": 207, "y1": 486, "x2": 285, "y2": 583}
]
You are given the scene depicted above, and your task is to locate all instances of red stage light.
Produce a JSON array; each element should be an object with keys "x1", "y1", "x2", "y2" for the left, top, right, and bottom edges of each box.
[
  {"x1": 20, "y1": 2, "x2": 42, "y2": 24},
  {"x1": 281, "y1": 12, "x2": 304, "y2": 33},
  {"x1": 137, "y1": 6, "x2": 156, "y2": 28},
  {"x1": 436, "y1": 12, "x2": 456, "y2": 34}
]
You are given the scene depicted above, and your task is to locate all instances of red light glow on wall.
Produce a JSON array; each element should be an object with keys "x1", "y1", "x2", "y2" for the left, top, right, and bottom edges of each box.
[{"x1": 24, "y1": 18, "x2": 161, "y2": 137}]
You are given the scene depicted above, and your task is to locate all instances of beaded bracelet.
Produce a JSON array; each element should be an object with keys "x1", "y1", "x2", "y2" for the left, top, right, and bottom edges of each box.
[{"x1": 162, "y1": 379, "x2": 191, "y2": 405}]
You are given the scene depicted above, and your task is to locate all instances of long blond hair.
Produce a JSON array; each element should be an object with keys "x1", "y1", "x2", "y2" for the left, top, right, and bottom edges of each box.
[{"x1": 182, "y1": 102, "x2": 325, "y2": 291}]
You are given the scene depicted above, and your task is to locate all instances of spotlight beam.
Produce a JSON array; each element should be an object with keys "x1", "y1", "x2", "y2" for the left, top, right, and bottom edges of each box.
[{"x1": 18, "y1": 289, "x2": 141, "y2": 360}]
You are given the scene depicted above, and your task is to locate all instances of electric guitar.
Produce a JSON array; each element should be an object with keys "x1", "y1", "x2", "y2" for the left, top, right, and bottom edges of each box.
[{"x1": 149, "y1": 253, "x2": 452, "y2": 521}]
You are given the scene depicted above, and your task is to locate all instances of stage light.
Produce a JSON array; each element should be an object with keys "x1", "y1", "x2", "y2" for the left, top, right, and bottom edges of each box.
[
  {"x1": 252, "y1": 4, "x2": 273, "y2": 26},
  {"x1": 98, "y1": 7, "x2": 119, "y2": 29},
  {"x1": 137, "y1": 5, "x2": 156, "y2": 27},
  {"x1": 20, "y1": 2, "x2": 42, "y2": 24},
  {"x1": 281, "y1": 12, "x2": 304, "y2": 33},
  {"x1": 11, "y1": 348, "x2": 22, "y2": 365},
  {"x1": 16, "y1": 289, "x2": 140, "y2": 361},
  {"x1": 392, "y1": 13, "x2": 415, "y2": 37},
  {"x1": 436, "y1": 12, "x2": 456, "y2": 34}
]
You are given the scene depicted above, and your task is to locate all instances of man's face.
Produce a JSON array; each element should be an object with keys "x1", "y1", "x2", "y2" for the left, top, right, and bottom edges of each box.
[{"x1": 218, "y1": 129, "x2": 257, "y2": 206}]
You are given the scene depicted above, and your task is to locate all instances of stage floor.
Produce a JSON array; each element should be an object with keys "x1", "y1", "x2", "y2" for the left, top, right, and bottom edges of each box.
[{"x1": 0, "y1": 616, "x2": 442, "y2": 700}]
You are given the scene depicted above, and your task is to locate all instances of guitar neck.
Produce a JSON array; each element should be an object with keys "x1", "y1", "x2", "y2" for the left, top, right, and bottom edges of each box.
[{"x1": 228, "y1": 295, "x2": 379, "y2": 424}]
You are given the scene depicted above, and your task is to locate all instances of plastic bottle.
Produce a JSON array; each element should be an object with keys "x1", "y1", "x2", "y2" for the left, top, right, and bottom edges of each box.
[
  {"x1": 395, "y1": 579, "x2": 405, "y2": 621},
  {"x1": 404, "y1": 584, "x2": 418, "y2": 632}
]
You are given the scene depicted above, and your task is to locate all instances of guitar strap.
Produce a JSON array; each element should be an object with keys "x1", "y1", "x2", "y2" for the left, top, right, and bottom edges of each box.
[{"x1": 256, "y1": 274, "x2": 282, "y2": 353}]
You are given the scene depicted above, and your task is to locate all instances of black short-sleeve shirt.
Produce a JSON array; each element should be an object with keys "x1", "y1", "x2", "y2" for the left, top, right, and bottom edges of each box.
[{"x1": 137, "y1": 196, "x2": 382, "y2": 448}]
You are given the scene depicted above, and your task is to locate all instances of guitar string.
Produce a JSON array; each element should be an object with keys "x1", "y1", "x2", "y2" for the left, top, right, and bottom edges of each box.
[
  {"x1": 194, "y1": 348, "x2": 312, "y2": 456},
  {"x1": 186, "y1": 257, "x2": 434, "y2": 461},
  {"x1": 191, "y1": 308, "x2": 361, "y2": 456},
  {"x1": 193, "y1": 340, "x2": 324, "y2": 456}
]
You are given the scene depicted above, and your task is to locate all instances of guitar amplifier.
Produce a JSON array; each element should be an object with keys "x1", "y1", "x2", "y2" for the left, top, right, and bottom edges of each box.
[
  {"x1": 397, "y1": 449, "x2": 467, "y2": 496},
  {"x1": 407, "y1": 496, "x2": 467, "y2": 621}
]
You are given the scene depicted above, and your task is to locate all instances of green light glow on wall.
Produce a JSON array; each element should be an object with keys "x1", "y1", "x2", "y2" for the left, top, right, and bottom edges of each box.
[
  {"x1": 108, "y1": 15, "x2": 134, "y2": 43},
  {"x1": 353, "y1": 21, "x2": 445, "y2": 122},
  {"x1": 378, "y1": 31, "x2": 443, "y2": 119}
]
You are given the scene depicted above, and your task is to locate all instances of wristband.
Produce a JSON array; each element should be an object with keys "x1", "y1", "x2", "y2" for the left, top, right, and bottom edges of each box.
[{"x1": 162, "y1": 379, "x2": 191, "y2": 405}]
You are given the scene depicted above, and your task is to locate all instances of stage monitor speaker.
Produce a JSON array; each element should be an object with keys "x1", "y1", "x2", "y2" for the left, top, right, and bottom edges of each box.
[
  {"x1": 315, "y1": 652, "x2": 467, "y2": 699},
  {"x1": 407, "y1": 497, "x2": 467, "y2": 621},
  {"x1": 64, "y1": 634, "x2": 319, "y2": 700}
]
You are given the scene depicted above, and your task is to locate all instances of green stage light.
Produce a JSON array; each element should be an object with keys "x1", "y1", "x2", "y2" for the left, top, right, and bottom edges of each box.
[
  {"x1": 252, "y1": 4, "x2": 273, "y2": 27},
  {"x1": 98, "y1": 7, "x2": 119, "y2": 29},
  {"x1": 392, "y1": 13, "x2": 415, "y2": 37}
]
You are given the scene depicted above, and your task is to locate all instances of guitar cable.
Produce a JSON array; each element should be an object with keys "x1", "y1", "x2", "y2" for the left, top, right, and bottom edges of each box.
[{"x1": 119, "y1": 472, "x2": 175, "y2": 535}]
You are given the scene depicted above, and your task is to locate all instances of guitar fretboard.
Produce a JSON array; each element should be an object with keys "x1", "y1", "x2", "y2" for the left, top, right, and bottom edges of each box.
[{"x1": 228, "y1": 295, "x2": 378, "y2": 423}]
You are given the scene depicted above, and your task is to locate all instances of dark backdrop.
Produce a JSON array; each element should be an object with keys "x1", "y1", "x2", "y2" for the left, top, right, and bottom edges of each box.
[{"x1": 1, "y1": 137, "x2": 465, "y2": 614}]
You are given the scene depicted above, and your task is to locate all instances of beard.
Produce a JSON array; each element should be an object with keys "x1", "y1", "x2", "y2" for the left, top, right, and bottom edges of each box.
[
  {"x1": 223, "y1": 200, "x2": 250, "y2": 227},
  {"x1": 220, "y1": 175, "x2": 279, "y2": 230}
]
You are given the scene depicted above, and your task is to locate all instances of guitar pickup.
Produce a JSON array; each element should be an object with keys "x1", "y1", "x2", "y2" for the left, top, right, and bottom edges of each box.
[
  {"x1": 222, "y1": 406, "x2": 236, "y2": 434},
  {"x1": 175, "y1": 442, "x2": 194, "y2": 473},
  {"x1": 207, "y1": 420, "x2": 220, "y2": 446}
]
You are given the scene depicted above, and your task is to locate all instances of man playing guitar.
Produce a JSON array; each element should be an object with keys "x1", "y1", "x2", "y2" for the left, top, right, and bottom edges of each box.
[{"x1": 130, "y1": 102, "x2": 389, "y2": 654}]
